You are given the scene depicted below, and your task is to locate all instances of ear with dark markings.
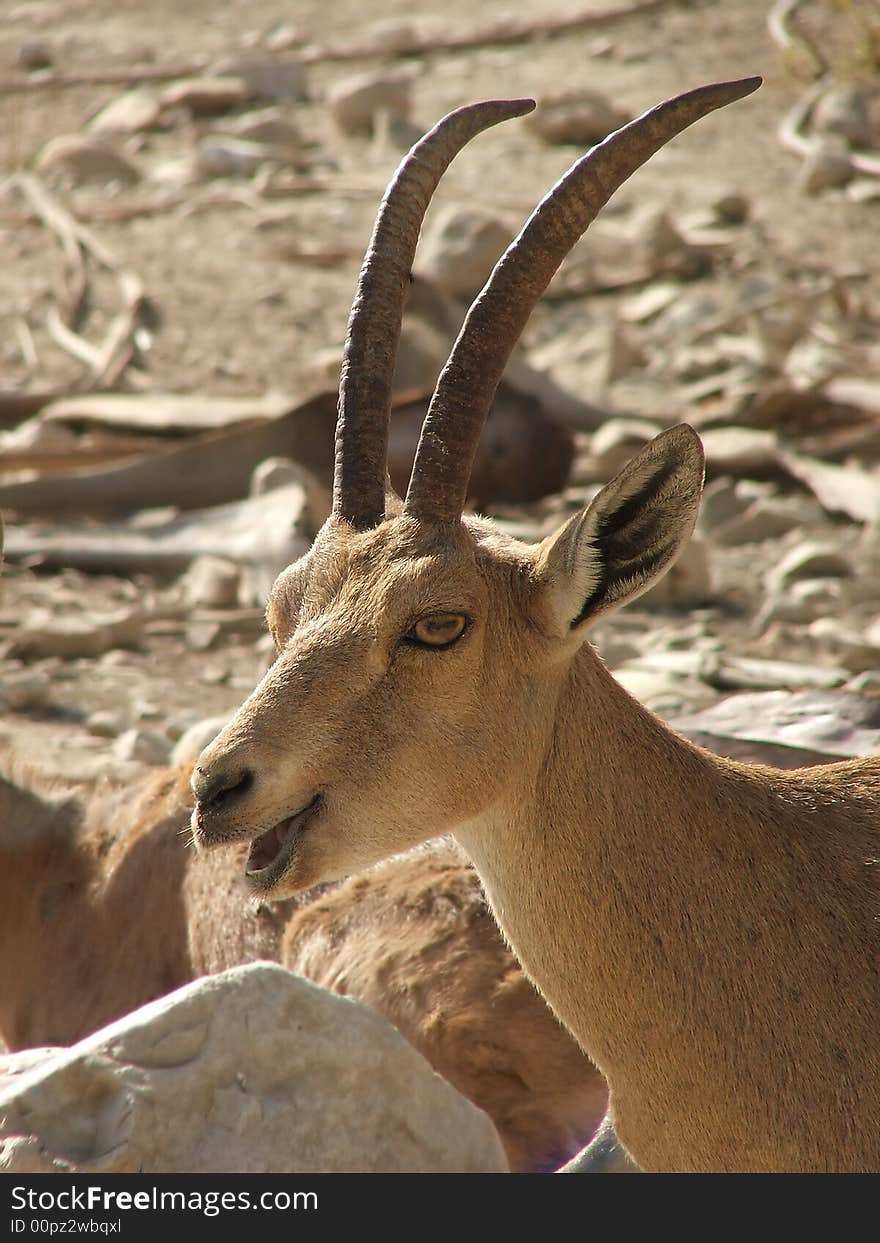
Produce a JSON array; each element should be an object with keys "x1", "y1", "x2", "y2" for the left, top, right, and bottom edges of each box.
[{"x1": 537, "y1": 425, "x2": 705, "y2": 632}]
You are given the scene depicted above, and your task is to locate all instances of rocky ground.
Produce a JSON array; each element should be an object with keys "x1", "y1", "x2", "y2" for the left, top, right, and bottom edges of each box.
[{"x1": 1, "y1": 0, "x2": 879, "y2": 781}]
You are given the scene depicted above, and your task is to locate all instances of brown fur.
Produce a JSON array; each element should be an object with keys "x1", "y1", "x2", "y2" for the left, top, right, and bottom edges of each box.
[
  {"x1": 193, "y1": 438, "x2": 880, "y2": 1173},
  {"x1": 0, "y1": 752, "x2": 606, "y2": 1172}
]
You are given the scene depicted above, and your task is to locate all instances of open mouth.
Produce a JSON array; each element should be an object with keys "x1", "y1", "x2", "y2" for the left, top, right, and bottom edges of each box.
[{"x1": 245, "y1": 793, "x2": 322, "y2": 887}]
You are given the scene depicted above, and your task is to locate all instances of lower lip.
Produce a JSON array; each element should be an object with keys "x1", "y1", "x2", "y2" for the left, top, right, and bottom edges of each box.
[{"x1": 245, "y1": 795, "x2": 321, "y2": 886}]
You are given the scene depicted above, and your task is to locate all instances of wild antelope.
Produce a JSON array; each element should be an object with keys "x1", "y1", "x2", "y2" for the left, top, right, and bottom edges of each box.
[{"x1": 191, "y1": 79, "x2": 880, "y2": 1173}]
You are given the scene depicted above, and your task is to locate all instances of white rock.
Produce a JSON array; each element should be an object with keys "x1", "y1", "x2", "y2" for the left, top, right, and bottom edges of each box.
[
  {"x1": 417, "y1": 205, "x2": 515, "y2": 300},
  {"x1": 16, "y1": 40, "x2": 53, "y2": 70},
  {"x1": 0, "y1": 964, "x2": 508, "y2": 1173},
  {"x1": 700, "y1": 426, "x2": 779, "y2": 476},
  {"x1": 758, "y1": 576, "x2": 843, "y2": 627},
  {"x1": 0, "y1": 415, "x2": 76, "y2": 452},
  {"x1": 223, "y1": 106, "x2": 301, "y2": 147},
  {"x1": 585, "y1": 418, "x2": 662, "y2": 480},
  {"x1": 697, "y1": 478, "x2": 749, "y2": 533},
  {"x1": 328, "y1": 70, "x2": 412, "y2": 135},
  {"x1": 526, "y1": 90, "x2": 630, "y2": 145},
  {"x1": 195, "y1": 136, "x2": 278, "y2": 178},
  {"x1": 798, "y1": 138, "x2": 853, "y2": 194},
  {"x1": 85, "y1": 710, "x2": 127, "y2": 739},
  {"x1": 639, "y1": 537, "x2": 712, "y2": 608},
  {"x1": 0, "y1": 670, "x2": 51, "y2": 710},
  {"x1": 768, "y1": 542, "x2": 852, "y2": 590},
  {"x1": 709, "y1": 191, "x2": 750, "y2": 225},
  {"x1": 170, "y1": 714, "x2": 232, "y2": 766},
  {"x1": 36, "y1": 136, "x2": 142, "y2": 184},
  {"x1": 710, "y1": 500, "x2": 802, "y2": 546},
  {"x1": 159, "y1": 77, "x2": 254, "y2": 117},
  {"x1": 178, "y1": 555, "x2": 241, "y2": 608},
  {"x1": 670, "y1": 689, "x2": 880, "y2": 761},
  {"x1": 265, "y1": 23, "x2": 302, "y2": 52},
  {"x1": 811, "y1": 86, "x2": 873, "y2": 148},
  {"x1": 112, "y1": 728, "x2": 170, "y2": 767},
  {"x1": 212, "y1": 57, "x2": 307, "y2": 102},
  {"x1": 89, "y1": 88, "x2": 162, "y2": 135},
  {"x1": 807, "y1": 618, "x2": 880, "y2": 674}
]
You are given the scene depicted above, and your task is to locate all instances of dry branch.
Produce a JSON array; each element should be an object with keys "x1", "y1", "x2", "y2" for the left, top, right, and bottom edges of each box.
[
  {"x1": 12, "y1": 175, "x2": 149, "y2": 390},
  {"x1": 767, "y1": 0, "x2": 828, "y2": 76},
  {"x1": 302, "y1": 0, "x2": 674, "y2": 61},
  {"x1": 0, "y1": 60, "x2": 207, "y2": 98}
]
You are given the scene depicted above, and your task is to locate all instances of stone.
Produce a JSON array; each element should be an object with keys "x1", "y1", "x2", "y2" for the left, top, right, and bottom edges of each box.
[
  {"x1": 222, "y1": 107, "x2": 301, "y2": 147},
  {"x1": 36, "y1": 136, "x2": 142, "y2": 185},
  {"x1": 757, "y1": 576, "x2": 843, "y2": 627},
  {"x1": 170, "y1": 714, "x2": 231, "y2": 766},
  {"x1": 195, "y1": 136, "x2": 279, "y2": 178},
  {"x1": 0, "y1": 416, "x2": 77, "y2": 453},
  {"x1": 710, "y1": 499, "x2": 802, "y2": 546},
  {"x1": 415, "y1": 204, "x2": 514, "y2": 301},
  {"x1": 709, "y1": 192, "x2": 750, "y2": 225},
  {"x1": 16, "y1": 41, "x2": 53, "y2": 70},
  {"x1": 112, "y1": 728, "x2": 170, "y2": 767},
  {"x1": 178, "y1": 554, "x2": 241, "y2": 609},
  {"x1": 525, "y1": 90, "x2": 630, "y2": 145},
  {"x1": 265, "y1": 23, "x2": 302, "y2": 52},
  {"x1": 697, "y1": 478, "x2": 749, "y2": 533},
  {"x1": 768, "y1": 542, "x2": 852, "y2": 591},
  {"x1": 639, "y1": 537, "x2": 712, "y2": 608},
  {"x1": 0, "y1": 670, "x2": 51, "y2": 711},
  {"x1": 670, "y1": 689, "x2": 880, "y2": 764},
  {"x1": 811, "y1": 86, "x2": 873, "y2": 148},
  {"x1": 699, "y1": 426, "x2": 780, "y2": 477},
  {"x1": 85, "y1": 710, "x2": 127, "y2": 739},
  {"x1": 629, "y1": 206, "x2": 710, "y2": 280},
  {"x1": 807, "y1": 618, "x2": 880, "y2": 675},
  {"x1": 88, "y1": 88, "x2": 162, "y2": 135},
  {"x1": 798, "y1": 138, "x2": 853, "y2": 194},
  {"x1": 328, "y1": 70, "x2": 412, "y2": 135},
  {"x1": 588, "y1": 418, "x2": 662, "y2": 480},
  {"x1": 612, "y1": 666, "x2": 719, "y2": 716},
  {"x1": 212, "y1": 57, "x2": 307, "y2": 102},
  {"x1": 0, "y1": 964, "x2": 508, "y2": 1173},
  {"x1": 159, "y1": 77, "x2": 254, "y2": 117}
]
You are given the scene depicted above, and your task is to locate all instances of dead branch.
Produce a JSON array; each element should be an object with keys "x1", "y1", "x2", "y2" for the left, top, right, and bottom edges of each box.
[
  {"x1": 0, "y1": 391, "x2": 58, "y2": 428},
  {"x1": 90, "y1": 271, "x2": 147, "y2": 388},
  {"x1": 46, "y1": 305, "x2": 103, "y2": 372},
  {"x1": 767, "y1": 0, "x2": 828, "y2": 77},
  {"x1": 13, "y1": 320, "x2": 37, "y2": 374},
  {"x1": 13, "y1": 173, "x2": 89, "y2": 325},
  {"x1": 0, "y1": 60, "x2": 208, "y2": 98},
  {"x1": 12, "y1": 175, "x2": 149, "y2": 390},
  {"x1": 301, "y1": 0, "x2": 674, "y2": 61}
]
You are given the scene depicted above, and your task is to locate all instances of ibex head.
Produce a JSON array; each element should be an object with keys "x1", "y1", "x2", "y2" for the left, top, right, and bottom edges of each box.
[{"x1": 191, "y1": 79, "x2": 761, "y2": 896}]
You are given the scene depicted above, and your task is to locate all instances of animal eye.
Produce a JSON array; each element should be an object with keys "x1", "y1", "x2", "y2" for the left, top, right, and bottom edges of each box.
[{"x1": 406, "y1": 613, "x2": 468, "y2": 649}]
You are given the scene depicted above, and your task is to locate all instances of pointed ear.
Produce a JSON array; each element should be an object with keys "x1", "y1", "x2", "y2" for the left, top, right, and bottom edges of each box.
[{"x1": 537, "y1": 425, "x2": 705, "y2": 632}]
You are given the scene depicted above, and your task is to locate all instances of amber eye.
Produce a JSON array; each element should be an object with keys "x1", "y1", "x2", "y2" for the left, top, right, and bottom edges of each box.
[{"x1": 406, "y1": 613, "x2": 468, "y2": 649}]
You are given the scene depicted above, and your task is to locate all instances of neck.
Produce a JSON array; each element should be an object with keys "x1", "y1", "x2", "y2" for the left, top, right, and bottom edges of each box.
[{"x1": 453, "y1": 644, "x2": 880, "y2": 1170}]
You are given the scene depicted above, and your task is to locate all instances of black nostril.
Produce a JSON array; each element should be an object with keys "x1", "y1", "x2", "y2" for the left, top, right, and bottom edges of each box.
[{"x1": 195, "y1": 766, "x2": 254, "y2": 812}]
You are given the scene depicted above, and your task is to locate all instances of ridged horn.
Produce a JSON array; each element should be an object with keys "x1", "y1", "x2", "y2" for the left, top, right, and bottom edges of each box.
[
  {"x1": 404, "y1": 77, "x2": 761, "y2": 524},
  {"x1": 332, "y1": 97, "x2": 536, "y2": 530}
]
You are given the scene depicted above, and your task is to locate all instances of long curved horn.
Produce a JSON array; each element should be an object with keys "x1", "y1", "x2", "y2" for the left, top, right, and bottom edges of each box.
[
  {"x1": 404, "y1": 77, "x2": 762, "y2": 524},
  {"x1": 332, "y1": 98, "x2": 536, "y2": 530}
]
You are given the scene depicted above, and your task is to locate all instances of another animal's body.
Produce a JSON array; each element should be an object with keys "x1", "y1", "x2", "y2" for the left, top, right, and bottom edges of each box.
[
  {"x1": 0, "y1": 756, "x2": 605, "y2": 1172},
  {"x1": 190, "y1": 81, "x2": 880, "y2": 1171}
]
